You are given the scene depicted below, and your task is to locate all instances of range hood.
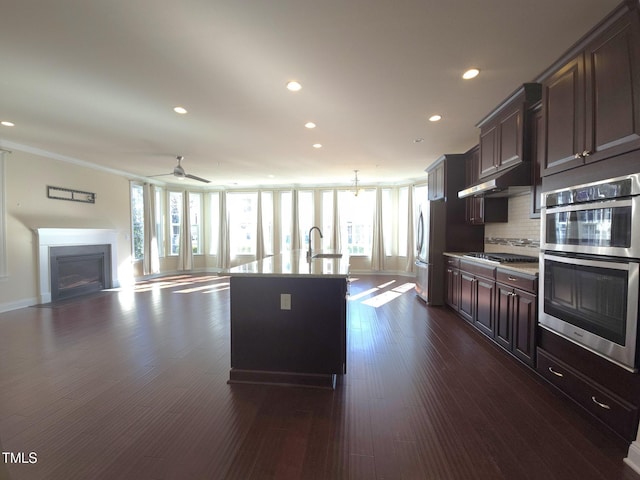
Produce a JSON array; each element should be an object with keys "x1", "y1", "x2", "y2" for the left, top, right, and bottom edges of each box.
[{"x1": 458, "y1": 162, "x2": 531, "y2": 199}]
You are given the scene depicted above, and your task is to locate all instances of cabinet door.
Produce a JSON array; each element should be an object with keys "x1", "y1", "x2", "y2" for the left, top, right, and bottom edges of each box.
[
  {"x1": 530, "y1": 106, "x2": 543, "y2": 217},
  {"x1": 428, "y1": 163, "x2": 445, "y2": 200},
  {"x1": 542, "y1": 55, "x2": 586, "y2": 175},
  {"x1": 479, "y1": 124, "x2": 498, "y2": 177},
  {"x1": 435, "y1": 163, "x2": 445, "y2": 199},
  {"x1": 445, "y1": 267, "x2": 460, "y2": 311},
  {"x1": 474, "y1": 278, "x2": 495, "y2": 338},
  {"x1": 495, "y1": 285, "x2": 514, "y2": 351},
  {"x1": 498, "y1": 106, "x2": 523, "y2": 169},
  {"x1": 512, "y1": 289, "x2": 537, "y2": 366},
  {"x1": 585, "y1": 12, "x2": 640, "y2": 163},
  {"x1": 459, "y1": 272, "x2": 475, "y2": 323},
  {"x1": 466, "y1": 197, "x2": 484, "y2": 225}
]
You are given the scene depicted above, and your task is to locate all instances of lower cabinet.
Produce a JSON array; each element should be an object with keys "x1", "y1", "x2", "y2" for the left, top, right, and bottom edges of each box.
[
  {"x1": 445, "y1": 266, "x2": 460, "y2": 311},
  {"x1": 458, "y1": 260, "x2": 496, "y2": 338},
  {"x1": 495, "y1": 284, "x2": 536, "y2": 366},
  {"x1": 446, "y1": 255, "x2": 538, "y2": 367},
  {"x1": 537, "y1": 348, "x2": 638, "y2": 441}
]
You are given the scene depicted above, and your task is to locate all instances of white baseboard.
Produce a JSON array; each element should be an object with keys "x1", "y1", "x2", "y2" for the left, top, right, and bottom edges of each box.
[
  {"x1": 625, "y1": 441, "x2": 640, "y2": 476},
  {"x1": 0, "y1": 296, "x2": 38, "y2": 314}
]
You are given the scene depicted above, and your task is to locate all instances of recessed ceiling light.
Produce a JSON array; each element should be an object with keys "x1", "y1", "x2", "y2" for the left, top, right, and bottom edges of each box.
[
  {"x1": 312, "y1": 143, "x2": 322, "y2": 149},
  {"x1": 305, "y1": 122, "x2": 316, "y2": 129},
  {"x1": 429, "y1": 115, "x2": 442, "y2": 122},
  {"x1": 1, "y1": 121, "x2": 15, "y2": 127},
  {"x1": 173, "y1": 106, "x2": 188, "y2": 114},
  {"x1": 286, "y1": 81, "x2": 302, "y2": 92},
  {"x1": 462, "y1": 68, "x2": 480, "y2": 80}
]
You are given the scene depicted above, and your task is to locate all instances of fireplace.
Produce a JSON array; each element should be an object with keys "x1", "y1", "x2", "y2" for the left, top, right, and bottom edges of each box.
[
  {"x1": 35, "y1": 228, "x2": 119, "y2": 304},
  {"x1": 50, "y1": 244, "x2": 112, "y2": 301}
]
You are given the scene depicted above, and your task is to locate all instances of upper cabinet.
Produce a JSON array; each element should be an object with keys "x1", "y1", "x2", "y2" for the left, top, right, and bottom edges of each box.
[
  {"x1": 477, "y1": 83, "x2": 541, "y2": 179},
  {"x1": 541, "y1": 5, "x2": 640, "y2": 176},
  {"x1": 427, "y1": 160, "x2": 445, "y2": 201}
]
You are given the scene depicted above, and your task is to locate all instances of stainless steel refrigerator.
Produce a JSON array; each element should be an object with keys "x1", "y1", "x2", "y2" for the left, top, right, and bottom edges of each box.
[{"x1": 415, "y1": 200, "x2": 446, "y2": 305}]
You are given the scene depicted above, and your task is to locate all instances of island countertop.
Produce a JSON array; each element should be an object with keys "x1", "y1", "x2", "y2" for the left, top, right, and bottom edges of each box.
[{"x1": 229, "y1": 250, "x2": 349, "y2": 278}]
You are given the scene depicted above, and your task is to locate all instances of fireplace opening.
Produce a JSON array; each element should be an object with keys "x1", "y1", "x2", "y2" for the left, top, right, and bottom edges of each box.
[{"x1": 50, "y1": 244, "x2": 112, "y2": 302}]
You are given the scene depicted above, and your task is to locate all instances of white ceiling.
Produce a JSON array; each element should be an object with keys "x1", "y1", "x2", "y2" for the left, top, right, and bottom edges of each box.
[{"x1": 0, "y1": 0, "x2": 621, "y2": 188}]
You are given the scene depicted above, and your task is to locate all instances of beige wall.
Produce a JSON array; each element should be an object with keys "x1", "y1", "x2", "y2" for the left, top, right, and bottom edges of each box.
[
  {"x1": 0, "y1": 150, "x2": 132, "y2": 311},
  {"x1": 484, "y1": 192, "x2": 540, "y2": 257}
]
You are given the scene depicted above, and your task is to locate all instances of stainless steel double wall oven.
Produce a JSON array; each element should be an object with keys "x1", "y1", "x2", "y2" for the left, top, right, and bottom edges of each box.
[{"x1": 540, "y1": 173, "x2": 640, "y2": 372}]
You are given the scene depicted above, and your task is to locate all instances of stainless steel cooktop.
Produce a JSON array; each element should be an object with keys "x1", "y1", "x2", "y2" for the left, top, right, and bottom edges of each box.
[{"x1": 462, "y1": 252, "x2": 538, "y2": 264}]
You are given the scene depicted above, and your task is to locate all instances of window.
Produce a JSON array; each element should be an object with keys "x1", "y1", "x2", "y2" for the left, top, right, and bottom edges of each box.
[
  {"x1": 155, "y1": 187, "x2": 165, "y2": 257},
  {"x1": 261, "y1": 191, "x2": 274, "y2": 256},
  {"x1": 398, "y1": 186, "x2": 409, "y2": 256},
  {"x1": 298, "y1": 190, "x2": 314, "y2": 249},
  {"x1": 382, "y1": 188, "x2": 394, "y2": 256},
  {"x1": 209, "y1": 192, "x2": 220, "y2": 256},
  {"x1": 322, "y1": 191, "x2": 334, "y2": 250},
  {"x1": 131, "y1": 183, "x2": 144, "y2": 260},
  {"x1": 228, "y1": 192, "x2": 257, "y2": 255},
  {"x1": 189, "y1": 193, "x2": 202, "y2": 254},
  {"x1": 280, "y1": 191, "x2": 292, "y2": 252},
  {"x1": 338, "y1": 189, "x2": 374, "y2": 255},
  {"x1": 169, "y1": 191, "x2": 183, "y2": 256},
  {"x1": 0, "y1": 152, "x2": 6, "y2": 277}
]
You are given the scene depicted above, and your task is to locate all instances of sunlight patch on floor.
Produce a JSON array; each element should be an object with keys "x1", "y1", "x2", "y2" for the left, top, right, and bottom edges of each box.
[
  {"x1": 392, "y1": 282, "x2": 415, "y2": 293},
  {"x1": 362, "y1": 290, "x2": 402, "y2": 307},
  {"x1": 348, "y1": 287, "x2": 380, "y2": 301}
]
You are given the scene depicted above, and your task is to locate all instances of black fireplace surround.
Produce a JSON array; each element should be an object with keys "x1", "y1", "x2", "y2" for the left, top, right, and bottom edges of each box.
[{"x1": 49, "y1": 244, "x2": 112, "y2": 302}]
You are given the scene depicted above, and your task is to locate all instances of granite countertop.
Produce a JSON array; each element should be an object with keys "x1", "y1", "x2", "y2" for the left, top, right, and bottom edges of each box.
[
  {"x1": 229, "y1": 250, "x2": 350, "y2": 278},
  {"x1": 444, "y1": 252, "x2": 539, "y2": 276}
]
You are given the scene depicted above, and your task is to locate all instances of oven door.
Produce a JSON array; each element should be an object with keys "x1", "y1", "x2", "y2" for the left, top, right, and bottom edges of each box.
[
  {"x1": 539, "y1": 252, "x2": 640, "y2": 371},
  {"x1": 541, "y1": 196, "x2": 640, "y2": 257}
]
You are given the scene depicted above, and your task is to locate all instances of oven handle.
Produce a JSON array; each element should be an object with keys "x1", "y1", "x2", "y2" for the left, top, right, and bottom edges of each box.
[
  {"x1": 542, "y1": 252, "x2": 636, "y2": 272},
  {"x1": 544, "y1": 197, "x2": 632, "y2": 214}
]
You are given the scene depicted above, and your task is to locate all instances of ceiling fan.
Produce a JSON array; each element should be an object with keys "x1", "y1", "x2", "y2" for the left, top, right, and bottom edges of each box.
[{"x1": 149, "y1": 155, "x2": 211, "y2": 183}]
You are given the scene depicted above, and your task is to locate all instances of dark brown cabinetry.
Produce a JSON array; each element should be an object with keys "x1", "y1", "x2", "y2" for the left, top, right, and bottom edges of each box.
[
  {"x1": 458, "y1": 260, "x2": 496, "y2": 338},
  {"x1": 446, "y1": 254, "x2": 539, "y2": 368},
  {"x1": 444, "y1": 256, "x2": 460, "y2": 311},
  {"x1": 537, "y1": 348, "x2": 638, "y2": 441},
  {"x1": 538, "y1": 327, "x2": 640, "y2": 441},
  {"x1": 424, "y1": 156, "x2": 484, "y2": 305},
  {"x1": 463, "y1": 145, "x2": 508, "y2": 224},
  {"x1": 494, "y1": 270, "x2": 537, "y2": 366},
  {"x1": 529, "y1": 103, "x2": 543, "y2": 217},
  {"x1": 541, "y1": 6, "x2": 640, "y2": 176},
  {"x1": 427, "y1": 161, "x2": 445, "y2": 201},
  {"x1": 477, "y1": 83, "x2": 541, "y2": 179}
]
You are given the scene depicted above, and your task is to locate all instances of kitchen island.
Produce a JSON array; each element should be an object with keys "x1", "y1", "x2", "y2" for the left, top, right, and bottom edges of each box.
[{"x1": 228, "y1": 250, "x2": 349, "y2": 389}]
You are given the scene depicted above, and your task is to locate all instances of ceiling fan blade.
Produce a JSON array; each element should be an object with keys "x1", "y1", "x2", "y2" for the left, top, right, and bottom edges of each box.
[
  {"x1": 185, "y1": 173, "x2": 211, "y2": 183},
  {"x1": 147, "y1": 172, "x2": 172, "y2": 178}
]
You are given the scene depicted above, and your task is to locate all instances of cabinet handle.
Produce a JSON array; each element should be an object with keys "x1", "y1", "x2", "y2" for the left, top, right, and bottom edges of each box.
[
  {"x1": 574, "y1": 152, "x2": 582, "y2": 159},
  {"x1": 548, "y1": 366, "x2": 564, "y2": 377},
  {"x1": 582, "y1": 150, "x2": 591, "y2": 158},
  {"x1": 507, "y1": 276, "x2": 518, "y2": 282},
  {"x1": 591, "y1": 396, "x2": 611, "y2": 410}
]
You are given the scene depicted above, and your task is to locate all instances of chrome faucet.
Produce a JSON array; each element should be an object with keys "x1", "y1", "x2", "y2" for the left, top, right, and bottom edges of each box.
[{"x1": 307, "y1": 226, "x2": 323, "y2": 258}]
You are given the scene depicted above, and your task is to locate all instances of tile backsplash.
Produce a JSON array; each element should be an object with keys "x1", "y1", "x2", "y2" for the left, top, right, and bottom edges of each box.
[{"x1": 484, "y1": 192, "x2": 540, "y2": 257}]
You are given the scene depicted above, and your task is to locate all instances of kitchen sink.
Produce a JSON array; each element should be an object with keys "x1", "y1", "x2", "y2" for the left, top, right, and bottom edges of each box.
[{"x1": 311, "y1": 252, "x2": 343, "y2": 259}]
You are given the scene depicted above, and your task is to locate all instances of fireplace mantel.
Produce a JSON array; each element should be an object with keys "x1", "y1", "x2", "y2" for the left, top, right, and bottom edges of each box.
[{"x1": 34, "y1": 228, "x2": 119, "y2": 303}]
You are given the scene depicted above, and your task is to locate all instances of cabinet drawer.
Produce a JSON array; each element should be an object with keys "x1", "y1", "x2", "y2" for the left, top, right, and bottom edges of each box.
[
  {"x1": 537, "y1": 349, "x2": 638, "y2": 440},
  {"x1": 445, "y1": 256, "x2": 460, "y2": 268},
  {"x1": 496, "y1": 270, "x2": 537, "y2": 293},
  {"x1": 460, "y1": 260, "x2": 496, "y2": 279}
]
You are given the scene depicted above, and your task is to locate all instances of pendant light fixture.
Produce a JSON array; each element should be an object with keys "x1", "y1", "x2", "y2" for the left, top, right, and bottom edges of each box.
[{"x1": 353, "y1": 170, "x2": 360, "y2": 197}]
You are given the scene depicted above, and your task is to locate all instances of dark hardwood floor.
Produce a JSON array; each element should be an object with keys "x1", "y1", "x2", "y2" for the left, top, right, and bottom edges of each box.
[{"x1": 0, "y1": 273, "x2": 637, "y2": 480}]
